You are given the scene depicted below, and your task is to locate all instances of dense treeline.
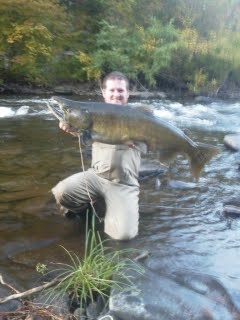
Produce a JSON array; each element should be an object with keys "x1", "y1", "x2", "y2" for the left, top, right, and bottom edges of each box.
[{"x1": 0, "y1": 0, "x2": 240, "y2": 94}]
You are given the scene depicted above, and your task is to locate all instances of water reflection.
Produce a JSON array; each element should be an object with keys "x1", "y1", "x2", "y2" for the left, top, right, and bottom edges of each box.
[{"x1": 0, "y1": 95, "x2": 240, "y2": 309}]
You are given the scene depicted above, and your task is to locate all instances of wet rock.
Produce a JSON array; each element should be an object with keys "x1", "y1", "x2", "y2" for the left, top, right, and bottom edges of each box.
[
  {"x1": 194, "y1": 96, "x2": 215, "y2": 104},
  {"x1": 86, "y1": 295, "x2": 106, "y2": 319},
  {"x1": 109, "y1": 264, "x2": 240, "y2": 320},
  {"x1": 223, "y1": 134, "x2": 240, "y2": 151},
  {"x1": 73, "y1": 307, "x2": 86, "y2": 319},
  {"x1": 2, "y1": 82, "x2": 169, "y2": 99},
  {"x1": 0, "y1": 286, "x2": 21, "y2": 312},
  {"x1": 223, "y1": 199, "x2": 240, "y2": 218},
  {"x1": 167, "y1": 179, "x2": 198, "y2": 189},
  {"x1": 34, "y1": 291, "x2": 70, "y2": 318},
  {"x1": 97, "y1": 311, "x2": 122, "y2": 320},
  {"x1": 2, "y1": 83, "x2": 53, "y2": 95},
  {"x1": 139, "y1": 159, "x2": 165, "y2": 182},
  {"x1": 130, "y1": 91, "x2": 166, "y2": 99},
  {"x1": 54, "y1": 85, "x2": 73, "y2": 95},
  {"x1": 223, "y1": 205, "x2": 240, "y2": 219}
]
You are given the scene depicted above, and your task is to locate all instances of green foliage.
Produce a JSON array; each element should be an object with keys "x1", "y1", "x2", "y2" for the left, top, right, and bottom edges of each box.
[
  {"x1": 36, "y1": 263, "x2": 48, "y2": 275},
  {"x1": 81, "y1": 19, "x2": 180, "y2": 88},
  {"x1": 48, "y1": 54, "x2": 87, "y2": 84},
  {"x1": 136, "y1": 19, "x2": 180, "y2": 87},
  {"x1": 99, "y1": 0, "x2": 164, "y2": 28},
  {"x1": 84, "y1": 21, "x2": 136, "y2": 79},
  {"x1": 165, "y1": 24, "x2": 240, "y2": 93},
  {"x1": 0, "y1": 0, "x2": 240, "y2": 93},
  {"x1": 0, "y1": 0, "x2": 68, "y2": 84}
]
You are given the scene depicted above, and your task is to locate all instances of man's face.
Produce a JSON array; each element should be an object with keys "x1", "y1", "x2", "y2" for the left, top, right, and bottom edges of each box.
[{"x1": 102, "y1": 79, "x2": 129, "y2": 105}]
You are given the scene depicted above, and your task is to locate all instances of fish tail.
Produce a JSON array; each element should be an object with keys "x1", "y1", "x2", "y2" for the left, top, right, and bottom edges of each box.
[{"x1": 190, "y1": 143, "x2": 220, "y2": 180}]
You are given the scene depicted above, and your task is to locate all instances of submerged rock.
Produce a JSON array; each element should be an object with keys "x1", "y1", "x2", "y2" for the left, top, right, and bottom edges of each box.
[
  {"x1": 223, "y1": 199, "x2": 240, "y2": 219},
  {"x1": 109, "y1": 264, "x2": 240, "y2": 320},
  {"x1": 223, "y1": 134, "x2": 240, "y2": 151},
  {"x1": 139, "y1": 159, "x2": 165, "y2": 182},
  {"x1": 0, "y1": 286, "x2": 21, "y2": 312},
  {"x1": 167, "y1": 179, "x2": 198, "y2": 189}
]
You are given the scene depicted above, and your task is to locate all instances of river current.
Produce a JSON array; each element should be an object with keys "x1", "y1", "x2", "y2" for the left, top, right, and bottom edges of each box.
[{"x1": 0, "y1": 95, "x2": 240, "y2": 310}]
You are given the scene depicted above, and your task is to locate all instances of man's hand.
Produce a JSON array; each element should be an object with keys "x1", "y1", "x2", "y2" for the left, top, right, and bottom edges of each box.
[
  {"x1": 125, "y1": 141, "x2": 147, "y2": 153},
  {"x1": 125, "y1": 140, "x2": 136, "y2": 148},
  {"x1": 59, "y1": 121, "x2": 78, "y2": 137}
]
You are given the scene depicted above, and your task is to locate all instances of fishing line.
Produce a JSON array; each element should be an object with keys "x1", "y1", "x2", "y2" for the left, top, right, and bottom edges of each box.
[
  {"x1": 77, "y1": 134, "x2": 102, "y2": 222},
  {"x1": 78, "y1": 133, "x2": 85, "y2": 172}
]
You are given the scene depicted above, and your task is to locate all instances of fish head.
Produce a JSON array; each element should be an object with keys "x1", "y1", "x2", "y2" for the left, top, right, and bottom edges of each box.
[
  {"x1": 61, "y1": 105, "x2": 92, "y2": 131},
  {"x1": 48, "y1": 96, "x2": 92, "y2": 132}
]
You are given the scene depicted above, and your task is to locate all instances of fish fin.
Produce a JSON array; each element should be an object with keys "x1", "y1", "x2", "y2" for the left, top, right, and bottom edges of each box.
[{"x1": 190, "y1": 143, "x2": 220, "y2": 180}]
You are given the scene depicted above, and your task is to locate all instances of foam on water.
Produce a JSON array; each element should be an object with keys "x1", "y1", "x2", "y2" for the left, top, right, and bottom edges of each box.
[
  {"x1": 153, "y1": 99, "x2": 240, "y2": 133},
  {"x1": 0, "y1": 107, "x2": 15, "y2": 118},
  {"x1": 0, "y1": 105, "x2": 30, "y2": 118},
  {"x1": 0, "y1": 97, "x2": 51, "y2": 118}
]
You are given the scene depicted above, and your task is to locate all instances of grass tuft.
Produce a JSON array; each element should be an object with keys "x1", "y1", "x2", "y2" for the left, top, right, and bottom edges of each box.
[{"x1": 41, "y1": 212, "x2": 143, "y2": 308}]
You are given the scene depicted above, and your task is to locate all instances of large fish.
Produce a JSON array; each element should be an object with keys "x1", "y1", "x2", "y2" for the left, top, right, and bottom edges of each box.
[{"x1": 47, "y1": 96, "x2": 219, "y2": 179}]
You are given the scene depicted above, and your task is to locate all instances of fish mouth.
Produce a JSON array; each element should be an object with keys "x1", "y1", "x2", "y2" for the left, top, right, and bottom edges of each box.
[{"x1": 47, "y1": 97, "x2": 65, "y2": 121}]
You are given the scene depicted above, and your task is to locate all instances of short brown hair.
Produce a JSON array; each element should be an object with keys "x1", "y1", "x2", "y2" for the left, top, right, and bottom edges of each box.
[{"x1": 102, "y1": 71, "x2": 129, "y2": 90}]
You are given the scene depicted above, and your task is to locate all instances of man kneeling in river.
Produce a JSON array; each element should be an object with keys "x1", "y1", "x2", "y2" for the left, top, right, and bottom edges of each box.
[{"x1": 52, "y1": 71, "x2": 145, "y2": 240}]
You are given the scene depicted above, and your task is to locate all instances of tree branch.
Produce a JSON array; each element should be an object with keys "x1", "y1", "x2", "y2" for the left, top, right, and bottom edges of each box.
[{"x1": 0, "y1": 273, "x2": 72, "y2": 304}]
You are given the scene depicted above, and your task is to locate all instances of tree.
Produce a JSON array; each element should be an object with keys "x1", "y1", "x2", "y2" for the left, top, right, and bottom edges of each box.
[
  {"x1": 78, "y1": 18, "x2": 180, "y2": 88},
  {"x1": 0, "y1": 0, "x2": 68, "y2": 84}
]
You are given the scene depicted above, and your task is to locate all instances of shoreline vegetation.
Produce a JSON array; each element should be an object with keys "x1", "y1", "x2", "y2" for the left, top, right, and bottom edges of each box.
[
  {"x1": 0, "y1": 81, "x2": 168, "y2": 99},
  {"x1": 1, "y1": 1, "x2": 240, "y2": 102},
  {"x1": 0, "y1": 80, "x2": 240, "y2": 101}
]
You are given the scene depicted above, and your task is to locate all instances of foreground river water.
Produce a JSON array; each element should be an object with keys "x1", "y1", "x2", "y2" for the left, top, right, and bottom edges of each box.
[{"x1": 0, "y1": 94, "x2": 240, "y2": 311}]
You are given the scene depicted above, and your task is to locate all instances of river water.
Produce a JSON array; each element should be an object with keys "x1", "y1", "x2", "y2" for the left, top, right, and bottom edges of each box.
[{"x1": 0, "y1": 95, "x2": 240, "y2": 310}]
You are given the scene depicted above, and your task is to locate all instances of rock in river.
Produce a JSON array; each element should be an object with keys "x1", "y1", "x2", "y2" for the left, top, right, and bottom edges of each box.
[
  {"x1": 109, "y1": 263, "x2": 240, "y2": 320},
  {"x1": 223, "y1": 134, "x2": 240, "y2": 151}
]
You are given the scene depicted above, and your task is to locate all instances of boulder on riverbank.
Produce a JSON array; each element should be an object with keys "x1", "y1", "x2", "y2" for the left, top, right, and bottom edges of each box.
[
  {"x1": 0, "y1": 74, "x2": 240, "y2": 103},
  {"x1": 0, "y1": 82, "x2": 167, "y2": 100},
  {"x1": 1, "y1": 80, "x2": 240, "y2": 100}
]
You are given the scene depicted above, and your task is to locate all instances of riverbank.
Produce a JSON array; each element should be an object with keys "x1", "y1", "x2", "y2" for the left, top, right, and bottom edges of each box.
[
  {"x1": 1, "y1": 80, "x2": 240, "y2": 101},
  {"x1": 0, "y1": 82, "x2": 170, "y2": 100}
]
